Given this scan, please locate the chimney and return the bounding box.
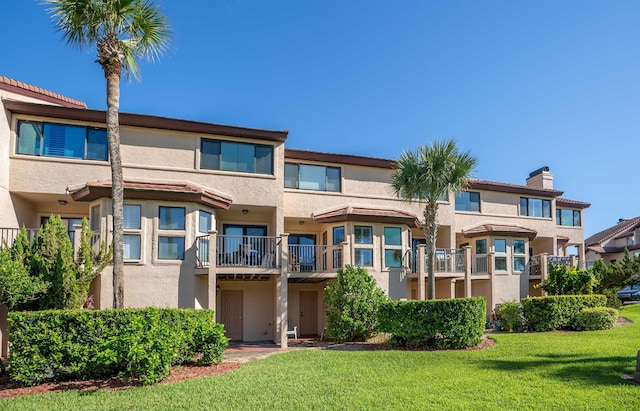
[526,166,553,189]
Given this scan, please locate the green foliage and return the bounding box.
[0,246,47,310]
[8,308,227,386]
[601,288,623,309]
[522,295,607,332]
[323,265,388,342]
[378,297,486,348]
[573,307,618,331]
[497,300,525,332]
[538,263,596,295]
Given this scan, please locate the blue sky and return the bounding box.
[2,1,639,237]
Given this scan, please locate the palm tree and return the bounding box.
[391,140,477,300]
[45,0,170,308]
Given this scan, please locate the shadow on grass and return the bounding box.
[479,354,635,386]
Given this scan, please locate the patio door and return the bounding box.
[299,291,317,336]
[220,290,243,341]
[289,234,316,272]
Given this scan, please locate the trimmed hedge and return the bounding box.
[378,297,486,349]
[573,307,618,331]
[522,295,607,332]
[8,308,228,385]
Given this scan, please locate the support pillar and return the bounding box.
[463,246,472,298]
[341,241,351,269]
[417,244,426,300]
[207,230,217,312]
[278,234,289,348]
[540,253,549,296]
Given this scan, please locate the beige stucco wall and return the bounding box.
[287,283,327,335]
[216,279,275,342]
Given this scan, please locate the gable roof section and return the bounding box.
[69,180,233,209]
[0,76,86,109]
[585,217,640,247]
[462,223,537,240]
[4,100,288,142]
[313,205,420,227]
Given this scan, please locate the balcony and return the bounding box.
[0,228,39,247]
[195,235,281,269]
[288,244,342,273]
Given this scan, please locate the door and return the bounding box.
[220,290,243,341]
[289,234,317,272]
[299,291,318,336]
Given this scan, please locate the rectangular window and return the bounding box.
[122,204,142,261]
[520,197,551,218]
[159,207,185,230]
[123,234,141,260]
[384,227,402,246]
[384,227,402,269]
[494,238,507,272]
[513,239,525,254]
[333,226,345,245]
[495,257,507,271]
[494,239,506,253]
[354,249,373,267]
[16,120,107,161]
[123,205,141,229]
[158,236,185,260]
[475,239,486,254]
[354,226,373,244]
[455,191,480,212]
[284,163,341,192]
[556,208,581,226]
[198,210,211,234]
[513,239,526,273]
[90,205,100,230]
[200,139,273,174]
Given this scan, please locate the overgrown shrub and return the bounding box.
[378,297,486,349]
[323,265,388,342]
[573,307,618,331]
[497,300,525,332]
[538,264,596,295]
[8,308,227,385]
[522,295,606,332]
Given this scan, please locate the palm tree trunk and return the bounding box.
[423,203,438,300]
[105,71,125,309]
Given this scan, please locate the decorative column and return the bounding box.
[417,244,426,300]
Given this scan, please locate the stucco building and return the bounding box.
[585,217,640,263]
[0,76,590,351]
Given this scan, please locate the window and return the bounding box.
[200,139,273,174]
[354,225,373,267]
[520,197,551,218]
[16,120,108,161]
[284,163,341,192]
[513,239,526,273]
[158,206,185,260]
[455,191,480,212]
[198,210,211,234]
[494,238,507,271]
[354,249,373,267]
[123,205,142,260]
[475,239,486,254]
[354,226,372,244]
[384,227,402,268]
[556,209,581,226]
[333,226,345,245]
[90,205,100,230]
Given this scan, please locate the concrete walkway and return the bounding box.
[224,338,333,363]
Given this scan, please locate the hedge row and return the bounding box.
[378,297,486,349]
[572,307,618,331]
[521,295,607,332]
[8,308,228,385]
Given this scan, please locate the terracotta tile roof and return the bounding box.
[585,217,640,247]
[313,205,420,227]
[556,235,570,243]
[467,180,563,197]
[587,243,640,255]
[556,198,591,209]
[285,149,395,169]
[0,75,86,109]
[3,100,288,142]
[462,223,537,240]
[69,180,233,209]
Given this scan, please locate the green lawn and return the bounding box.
[3,304,640,410]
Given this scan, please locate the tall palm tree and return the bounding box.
[391,140,477,300]
[45,0,170,308]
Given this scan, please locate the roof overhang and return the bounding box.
[69,180,233,209]
[313,205,420,228]
[467,180,563,197]
[4,100,288,142]
[462,223,537,240]
[285,149,396,169]
[556,198,591,209]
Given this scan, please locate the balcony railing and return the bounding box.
[472,254,488,275]
[548,256,572,266]
[0,228,39,248]
[430,248,465,273]
[578,260,596,270]
[216,235,280,268]
[195,235,210,268]
[528,255,541,276]
[289,244,342,273]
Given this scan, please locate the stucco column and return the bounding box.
[417,244,426,300]
[488,252,495,314]
[72,223,82,258]
[341,241,351,269]
[463,246,472,298]
[540,253,549,296]
[450,279,456,298]
[570,255,577,268]
[207,230,217,312]
[278,233,289,348]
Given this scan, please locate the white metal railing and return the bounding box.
[196,235,210,268]
[548,256,572,266]
[431,248,465,273]
[216,235,280,268]
[0,227,39,248]
[472,254,488,275]
[289,244,342,273]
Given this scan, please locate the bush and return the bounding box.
[573,307,618,331]
[522,295,606,332]
[323,265,388,343]
[378,297,486,349]
[497,300,525,332]
[602,288,623,309]
[8,308,227,386]
[538,264,596,295]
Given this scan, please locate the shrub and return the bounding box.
[538,263,596,295]
[378,297,486,349]
[497,300,525,332]
[522,295,606,332]
[323,265,388,342]
[8,308,227,385]
[602,288,623,309]
[573,307,618,331]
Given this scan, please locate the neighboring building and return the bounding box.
[585,217,640,263]
[0,76,590,351]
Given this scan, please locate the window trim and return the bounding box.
[383,226,403,269]
[512,239,526,274]
[157,206,186,261]
[455,191,481,212]
[284,162,342,192]
[122,204,143,262]
[199,138,274,175]
[519,197,551,218]
[354,225,373,267]
[16,120,108,161]
[556,208,581,227]
[494,238,508,273]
